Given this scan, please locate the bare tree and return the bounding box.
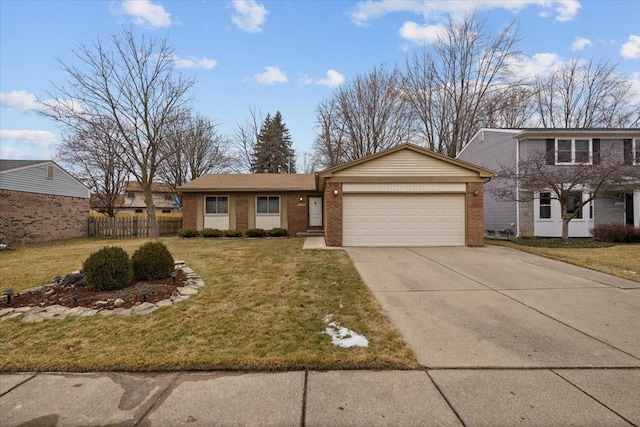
[403,13,522,157]
[313,64,413,166]
[57,118,129,217]
[534,58,640,128]
[43,27,194,239]
[160,113,231,200]
[481,84,537,129]
[230,107,262,173]
[491,142,637,239]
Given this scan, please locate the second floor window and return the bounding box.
[556,139,591,164]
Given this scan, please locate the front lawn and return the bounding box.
[487,239,640,283]
[0,237,417,372]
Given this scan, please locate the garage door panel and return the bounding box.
[343,194,465,247]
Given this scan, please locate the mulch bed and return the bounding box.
[5,269,188,310]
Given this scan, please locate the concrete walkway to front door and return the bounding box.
[347,245,640,425]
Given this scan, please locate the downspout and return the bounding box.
[515,138,520,237]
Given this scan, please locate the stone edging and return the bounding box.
[0,261,204,323]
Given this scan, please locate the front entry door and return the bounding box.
[626,193,634,226]
[309,197,322,227]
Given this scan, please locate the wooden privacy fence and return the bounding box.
[88,216,183,238]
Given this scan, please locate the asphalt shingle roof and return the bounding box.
[179,174,317,192]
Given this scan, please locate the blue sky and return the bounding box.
[1,0,639,166]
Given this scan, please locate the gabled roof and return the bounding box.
[179,173,317,192]
[0,159,49,173]
[125,181,174,193]
[317,143,494,189]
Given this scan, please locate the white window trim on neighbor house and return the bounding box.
[634,139,640,165]
[204,195,229,230]
[534,190,594,237]
[556,138,592,165]
[256,195,281,229]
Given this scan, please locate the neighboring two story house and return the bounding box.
[119,181,180,215]
[457,128,640,238]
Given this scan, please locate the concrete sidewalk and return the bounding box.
[2,369,638,426]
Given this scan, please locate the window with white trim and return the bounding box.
[567,193,583,219]
[205,196,228,214]
[635,139,640,165]
[539,192,551,219]
[256,196,279,214]
[556,139,591,164]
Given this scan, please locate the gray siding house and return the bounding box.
[0,160,91,245]
[457,129,640,238]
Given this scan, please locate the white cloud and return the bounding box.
[172,55,217,69]
[0,129,58,149]
[315,70,345,87]
[232,0,268,33]
[0,90,40,111]
[398,21,445,45]
[507,53,563,79]
[254,66,288,85]
[349,1,581,26]
[628,73,640,104]
[621,35,640,59]
[571,37,592,51]
[118,0,172,28]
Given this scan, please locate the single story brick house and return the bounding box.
[180,144,494,247]
[0,160,90,245]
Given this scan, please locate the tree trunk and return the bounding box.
[561,216,570,240]
[143,189,159,240]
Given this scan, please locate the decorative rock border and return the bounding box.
[0,261,205,323]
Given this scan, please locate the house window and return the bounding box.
[127,192,135,199]
[257,196,280,214]
[205,196,228,214]
[567,193,583,219]
[46,165,54,180]
[539,192,551,219]
[556,139,592,165]
[162,209,171,214]
[135,209,143,214]
[635,139,640,165]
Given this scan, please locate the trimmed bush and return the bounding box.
[83,246,133,291]
[246,228,267,238]
[268,227,289,237]
[178,228,199,238]
[225,229,243,238]
[202,228,223,238]
[591,223,640,243]
[131,242,175,280]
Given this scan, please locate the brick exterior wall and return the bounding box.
[181,193,197,229]
[465,183,485,247]
[324,182,343,246]
[235,194,248,231]
[287,195,308,235]
[0,189,89,245]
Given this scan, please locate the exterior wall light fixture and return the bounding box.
[333,190,339,196]
[473,190,479,197]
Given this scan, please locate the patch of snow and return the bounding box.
[323,314,369,348]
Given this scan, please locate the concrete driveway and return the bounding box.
[347,245,640,425]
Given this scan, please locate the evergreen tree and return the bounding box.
[251,111,296,173]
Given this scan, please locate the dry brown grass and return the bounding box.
[0,237,418,372]
[487,240,640,283]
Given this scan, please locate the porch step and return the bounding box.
[296,230,324,237]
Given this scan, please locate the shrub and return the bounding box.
[268,227,289,237]
[246,228,267,238]
[225,229,243,238]
[202,228,223,238]
[131,242,175,280]
[83,246,133,291]
[592,223,640,243]
[178,228,199,238]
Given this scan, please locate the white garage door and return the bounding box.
[343,194,465,247]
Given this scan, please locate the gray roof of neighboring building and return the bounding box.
[0,159,49,172]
